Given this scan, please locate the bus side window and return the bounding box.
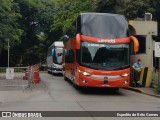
[65,49,74,63]
[69,50,74,63]
[64,49,69,63]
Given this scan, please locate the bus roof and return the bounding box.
[49,41,64,49]
[77,13,129,38]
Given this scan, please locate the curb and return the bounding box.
[123,87,160,98]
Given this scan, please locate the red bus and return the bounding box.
[63,13,139,90]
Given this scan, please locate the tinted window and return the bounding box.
[53,48,63,65]
[79,13,129,38]
[80,41,130,70]
[65,49,74,63]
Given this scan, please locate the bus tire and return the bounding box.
[112,88,119,92]
[64,76,68,81]
[74,84,81,90]
[73,82,81,90]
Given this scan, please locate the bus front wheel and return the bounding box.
[112,88,119,92]
[72,82,81,90]
[64,76,68,81]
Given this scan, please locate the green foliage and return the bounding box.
[16,0,55,34]
[11,0,56,65]
[154,84,160,94]
[94,0,116,13]
[51,0,158,34]
[1,0,160,66]
[115,0,153,19]
[0,0,23,50]
[93,0,156,19]
[150,72,160,94]
[51,0,95,35]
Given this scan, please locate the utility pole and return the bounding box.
[159,58,160,84]
[7,38,10,68]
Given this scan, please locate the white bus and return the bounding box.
[47,41,64,74]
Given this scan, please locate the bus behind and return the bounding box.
[47,41,64,74]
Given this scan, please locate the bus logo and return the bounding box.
[98,39,115,43]
[104,77,108,80]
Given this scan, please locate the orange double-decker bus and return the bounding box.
[63,13,139,90]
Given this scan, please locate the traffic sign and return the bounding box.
[155,42,160,57]
[6,68,14,79]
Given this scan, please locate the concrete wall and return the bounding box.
[129,21,157,35]
[129,20,158,69]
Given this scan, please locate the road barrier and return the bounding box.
[131,67,151,87]
[32,64,41,84]
[0,64,41,91]
[139,67,152,87]
[23,66,31,80]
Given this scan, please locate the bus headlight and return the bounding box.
[79,70,91,76]
[83,72,91,76]
[123,80,129,84]
[121,73,130,77]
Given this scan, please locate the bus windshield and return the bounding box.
[53,48,63,65]
[80,41,129,70]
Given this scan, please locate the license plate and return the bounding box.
[104,77,108,80]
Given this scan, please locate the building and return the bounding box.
[129,14,158,70]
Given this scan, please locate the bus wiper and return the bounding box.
[83,63,100,70]
[90,63,101,70]
[82,63,91,68]
[114,65,130,70]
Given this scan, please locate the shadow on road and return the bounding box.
[47,72,63,77]
[79,87,124,96]
[65,79,125,96]
[44,73,126,96]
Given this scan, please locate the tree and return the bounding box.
[94,0,116,13]
[12,0,56,65]
[51,0,95,35]
[93,0,154,19]
[1,0,160,66]
[0,0,23,50]
[0,0,23,66]
[115,0,152,19]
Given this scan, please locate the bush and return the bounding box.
[154,84,160,94]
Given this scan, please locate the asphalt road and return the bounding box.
[0,72,160,120]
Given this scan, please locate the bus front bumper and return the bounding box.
[52,68,63,74]
[78,74,130,88]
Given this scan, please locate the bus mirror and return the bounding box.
[130,36,139,53]
[61,35,69,42]
[76,33,81,49]
[52,49,54,56]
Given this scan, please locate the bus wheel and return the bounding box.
[112,88,119,92]
[73,82,81,90]
[64,76,68,81]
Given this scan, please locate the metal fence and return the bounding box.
[0,67,30,90]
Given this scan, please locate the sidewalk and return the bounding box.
[125,87,160,98]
